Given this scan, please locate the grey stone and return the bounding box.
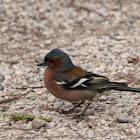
[32,119,46,129]
[116,114,130,123]
[98,95,108,101]
[19,106,25,109]
[30,96,36,100]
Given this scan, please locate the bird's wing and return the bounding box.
[55,72,110,91]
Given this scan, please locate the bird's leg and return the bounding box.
[74,102,91,118]
[69,101,85,112]
[80,102,91,116]
[62,101,85,114]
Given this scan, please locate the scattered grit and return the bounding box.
[0,0,140,139]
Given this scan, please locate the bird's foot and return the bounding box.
[61,108,75,114]
[73,113,85,119]
[60,101,85,114]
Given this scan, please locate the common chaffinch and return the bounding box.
[37,48,140,116]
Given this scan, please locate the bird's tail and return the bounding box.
[112,86,140,93]
[108,82,140,93]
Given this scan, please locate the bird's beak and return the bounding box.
[37,60,48,66]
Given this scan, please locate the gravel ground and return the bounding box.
[0,0,140,139]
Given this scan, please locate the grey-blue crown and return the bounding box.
[45,48,74,72]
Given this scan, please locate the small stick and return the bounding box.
[0,127,32,131]
[15,86,45,90]
[0,96,19,104]
[0,60,19,64]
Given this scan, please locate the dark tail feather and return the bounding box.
[108,82,140,93]
[112,86,140,93]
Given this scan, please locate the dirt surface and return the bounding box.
[0,0,140,139]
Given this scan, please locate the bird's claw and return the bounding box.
[61,109,74,114]
[73,113,85,119]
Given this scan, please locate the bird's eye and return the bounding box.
[49,60,54,63]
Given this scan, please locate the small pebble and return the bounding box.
[101,120,106,125]
[0,84,6,89]
[0,76,4,82]
[98,95,108,101]
[30,96,36,100]
[116,114,130,123]
[32,110,41,118]
[0,92,6,97]
[4,96,8,100]
[87,130,95,138]
[136,123,140,127]
[87,115,97,120]
[32,119,46,129]
[130,128,136,134]
[4,75,11,80]
[137,128,140,135]
[0,134,7,138]
[15,71,23,77]
[48,96,56,102]
[19,106,25,109]
[6,92,13,96]
[45,39,52,45]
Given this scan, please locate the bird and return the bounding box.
[37,48,140,116]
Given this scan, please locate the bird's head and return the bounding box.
[37,48,74,72]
